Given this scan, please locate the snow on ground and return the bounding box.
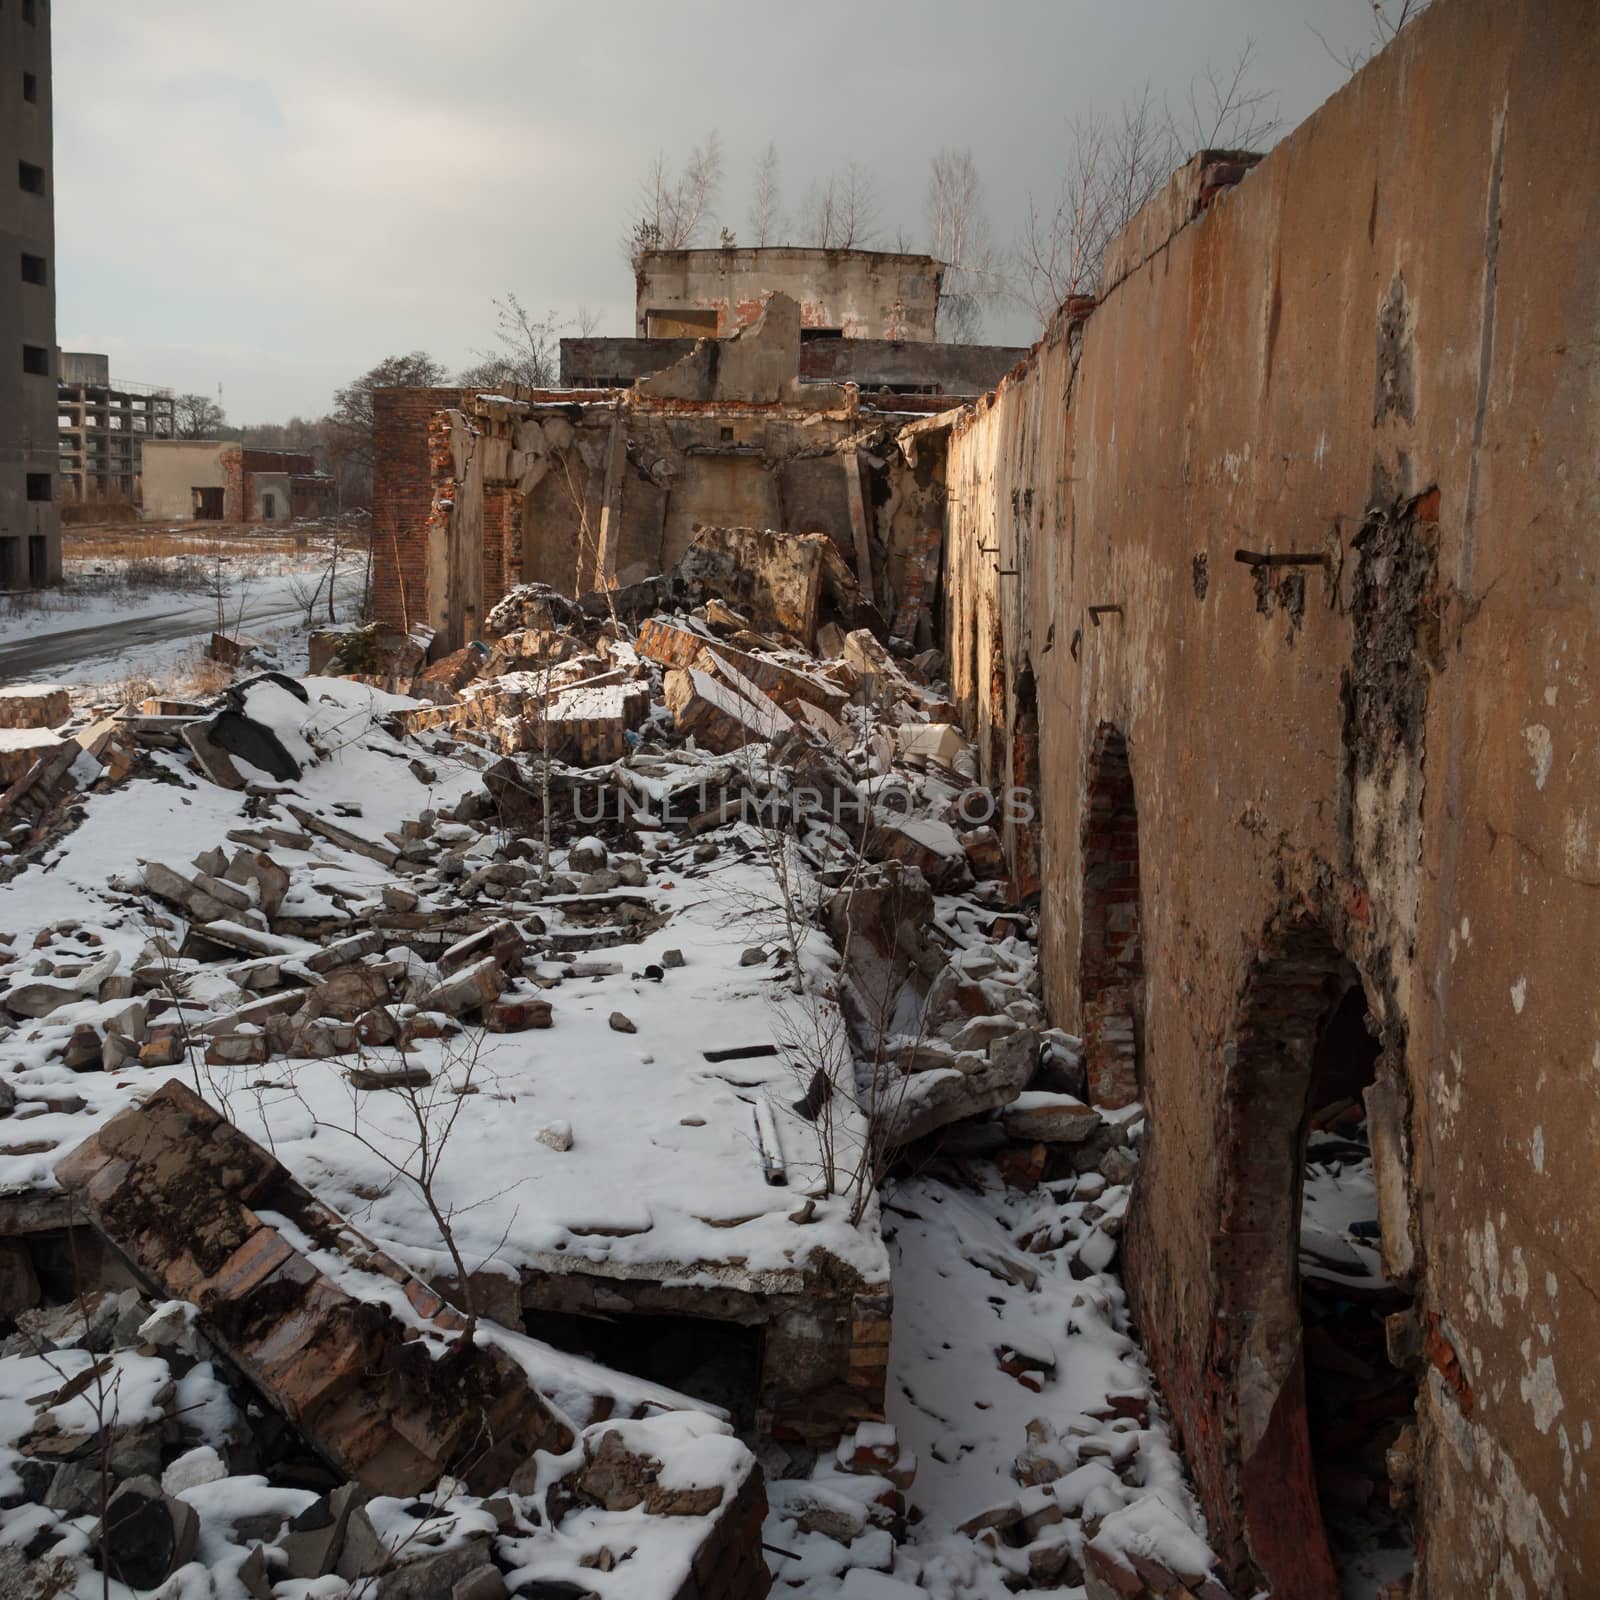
[0,675,887,1296]
[0,526,364,693]
[0,617,1238,1598]
[761,1163,1216,1598]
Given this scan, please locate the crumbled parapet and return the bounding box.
[53,1079,574,1495]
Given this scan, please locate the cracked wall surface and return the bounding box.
[939,0,1600,1593]
[372,300,951,653]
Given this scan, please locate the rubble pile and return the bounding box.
[0,566,1229,1597]
[0,1262,766,1599]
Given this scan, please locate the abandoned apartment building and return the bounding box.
[0,0,60,587]
[139,438,338,524]
[348,2,1600,1596]
[55,350,176,508]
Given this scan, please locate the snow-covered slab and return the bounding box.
[224,847,888,1294]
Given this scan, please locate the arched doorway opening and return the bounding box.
[1300,981,1416,1596]
[1009,664,1042,902]
[1219,915,1415,1599]
[1079,723,1142,1107]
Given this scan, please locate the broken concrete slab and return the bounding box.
[285,804,402,869]
[638,617,848,718]
[201,708,304,784]
[182,720,246,789]
[895,722,970,771]
[674,526,826,643]
[53,1079,573,1495]
[865,812,972,892]
[222,849,292,920]
[664,666,793,754]
[889,1029,1038,1148]
[1002,1094,1102,1145]
[140,861,253,926]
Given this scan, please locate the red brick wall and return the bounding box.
[372,388,465,634]
[482,486,519,618]
[221,444,246,522]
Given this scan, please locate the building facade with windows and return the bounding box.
[0,0,59,587]
[57,351,176,506]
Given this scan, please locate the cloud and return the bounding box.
[51,0,1375,420]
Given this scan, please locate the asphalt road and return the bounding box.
[0,590,320,682]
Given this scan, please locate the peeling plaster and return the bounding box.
[1522,723,1553,789]
[1518,1344,1564,1434]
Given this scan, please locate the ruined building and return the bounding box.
[140,438,337,523]
[0,0,59,587]
[374,275,1005,653]
[564,245,1022,396]
[369,3,1597,1593]
[56,350,175,505]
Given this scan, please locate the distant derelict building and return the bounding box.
[56,352,176,506]
[140,439,336,525]
[562,246,1024,397]
[0,0,59,587]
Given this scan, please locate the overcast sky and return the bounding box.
[52,1,1382,423]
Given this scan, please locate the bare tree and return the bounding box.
[748,141,785,246]
[290,1032,516,1352]
[460,294,564,392]
[624,131,724,265]
[1016,111,1121,323]
[327,352,450,474]
[926,147,1007,343]
[1181,40,1280,151]
[1015,47,1279,329]
[1313,0,1432,74]
[800,163,882,250]
[173,392,226,439]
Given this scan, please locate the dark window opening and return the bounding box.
[21,252,46,285]
[25,472,51,502]
[18,161,45,195]
[193,486,225,520]
[23,72,39,104]
[1299,982,1414,1593]
[719,426,734,442]
[262,492,277,519]
[527,1308,765,1436]
[22,344,49,376]
[1079,723,1143,1103]
[28,536,48,585]
[23,0,39,24]
[800,326,845,341]
[1009,665,1042,901]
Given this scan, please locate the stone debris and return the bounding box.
[0,549,1214,1600]
[54,1080,575,1494]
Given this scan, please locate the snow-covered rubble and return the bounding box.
[0,580,1237,1598]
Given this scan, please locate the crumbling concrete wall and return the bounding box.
[635,247,943,342]
[562,333,1028,396]
[941,1,1600,1594]
[372,386,466,633]
[375,361,954,653]
[140,440,239,523]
